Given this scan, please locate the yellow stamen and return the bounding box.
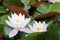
[16,19,20,22]
[35,27,42,31]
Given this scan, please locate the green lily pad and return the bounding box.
[0,6,7,13]
[3,0,24,7]
[0,24,5,34]
[37,3,52,14]
[46,23,60,40]
[29,0,37,5]
[51,2,60,13]
[23,32,45,40]
[1,14,10,25]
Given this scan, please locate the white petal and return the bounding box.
[22,18,31,27]
[22,15,25,20]
[9,29,18,37]
[33,21,39,26]
[6,20,17,28]
[39,21,41,24]
[42,21,48,29]
[19,13,25,21]
[19,13,23,18]
[11,14,14,18]
[44,24,48,29]
[14,13,18,16]
[8,16,11,21]
[11,13,17,18]
[35,21,38,24]
[21,28,32,33]
[19,28,25,31]
[42,21,45,24]
[6,20,12,27]
[28,24,32,29]
[42,21,46,27]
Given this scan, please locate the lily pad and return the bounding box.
[37,3,52,14]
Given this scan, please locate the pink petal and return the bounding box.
[9,29,18,37]
[22,28,32,33]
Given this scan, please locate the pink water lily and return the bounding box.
[23,21,48,33]
[6,13,31,37]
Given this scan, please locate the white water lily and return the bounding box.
[6,13,31,37]
[49,0,60,3]
[23,21,48,33]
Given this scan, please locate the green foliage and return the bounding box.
[0,0,60,40]
[23,32,45,40]
[0,6,7,13]
[0,24,5,34]
[0,14,10,25]
[33,10,41,17]
[57,15,60,23]
[37,3,52,14]
[51,2,60,13]
[46,23,60,40]
[4,26,12,35]
[21,0,30,5]
[37,2,60,14]
[29,0,37,5]
[0,14,11,35]
[3,0,24,7]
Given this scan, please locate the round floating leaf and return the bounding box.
[51,2,60,13]
[37,3,52,14]
[46,23,60,40]
[1,14,10,25]
[33,11,41,18]
[3,0,24,7]
[23,32,45,40]
[29,0,37,5]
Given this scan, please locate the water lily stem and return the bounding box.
[53,16,57,24]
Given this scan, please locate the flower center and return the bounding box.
[35,27,42,31]
[16,19,20,22]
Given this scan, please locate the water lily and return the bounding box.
[6,13,31,37]
[23,21,48,33]
[49,0,60,3]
